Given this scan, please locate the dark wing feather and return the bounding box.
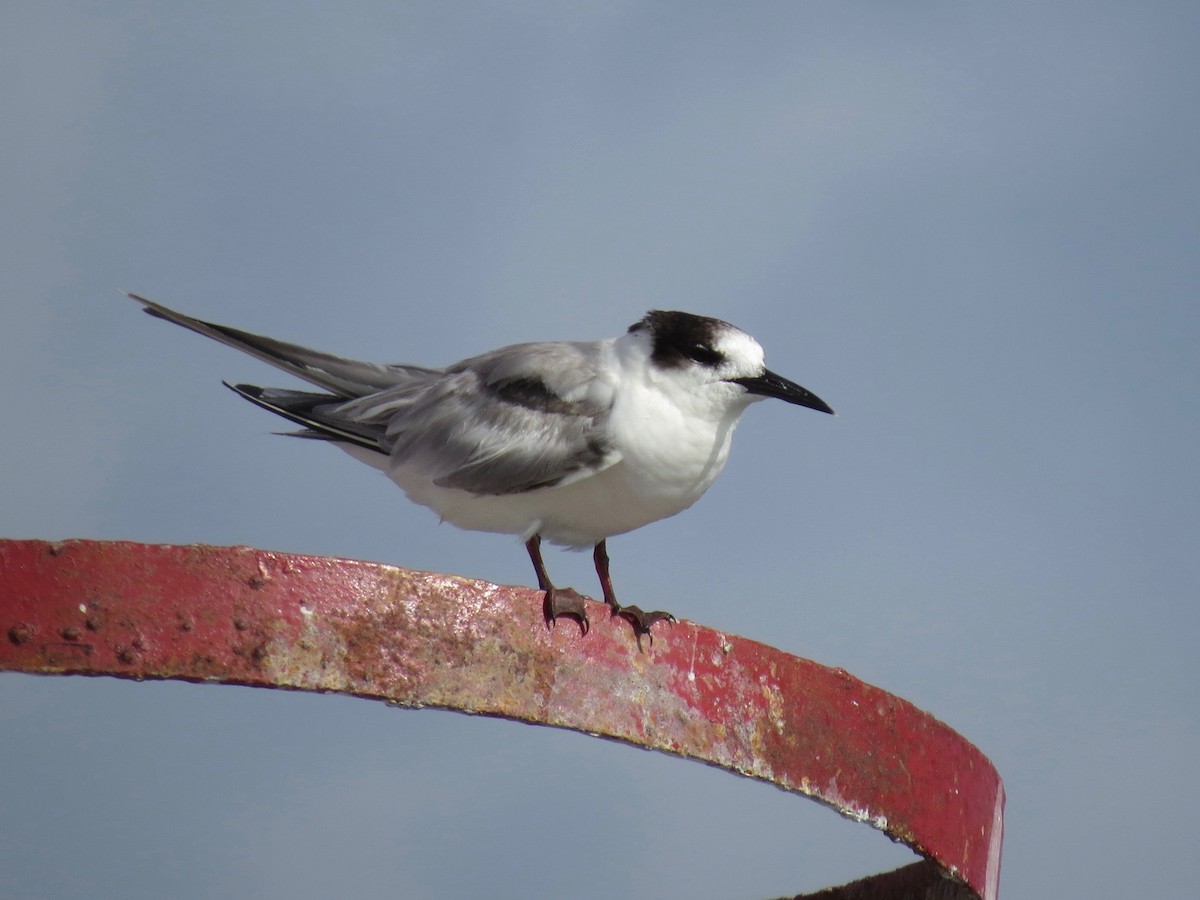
[224,383,387,454]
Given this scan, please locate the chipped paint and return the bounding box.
[1,539,1003,900]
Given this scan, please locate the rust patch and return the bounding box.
[0,538,1003,900]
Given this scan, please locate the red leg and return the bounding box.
[525,535,589,634]
[593,540,619,610]
[590,539,675,649]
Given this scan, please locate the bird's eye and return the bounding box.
[685,344,722,366]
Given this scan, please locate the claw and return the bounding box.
[543,586,590,635]
[528,535,590,636]
[527,535,672,647]
[613,604,676,650]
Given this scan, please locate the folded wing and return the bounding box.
[133,293,621,497]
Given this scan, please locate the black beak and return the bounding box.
[731,369,835,415]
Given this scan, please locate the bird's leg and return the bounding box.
[592,540,675,648]
[526,535,590,635]
[592,541,622,610]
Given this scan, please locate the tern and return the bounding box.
[130,293,833,642]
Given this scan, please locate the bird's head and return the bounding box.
[624,310,834,416]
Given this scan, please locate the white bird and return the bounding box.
[130,293,833,641]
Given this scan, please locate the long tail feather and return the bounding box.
[128,292,432,397]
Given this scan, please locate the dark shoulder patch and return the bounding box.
[637,310,731,369]
[489,376,585,416]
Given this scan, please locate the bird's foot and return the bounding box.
[611,604,676,649]
[543,586,591,635]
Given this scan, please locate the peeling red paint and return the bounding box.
[0,539,1003,899]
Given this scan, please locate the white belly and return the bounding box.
[341,367,752,548]
[380,456,708,548]
[365,413,741,549]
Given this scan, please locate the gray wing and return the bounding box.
[336,341,621,495]
[132,292,620,495]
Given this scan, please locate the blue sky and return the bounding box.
[2,3,1198,897]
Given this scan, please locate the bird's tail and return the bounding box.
[127,292,435,398]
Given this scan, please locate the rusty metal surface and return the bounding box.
[0,539,1004,898]
[788,859,979,900]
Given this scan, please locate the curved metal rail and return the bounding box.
[1,539,1003,898]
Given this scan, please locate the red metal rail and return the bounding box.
[1,539,1003,898]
